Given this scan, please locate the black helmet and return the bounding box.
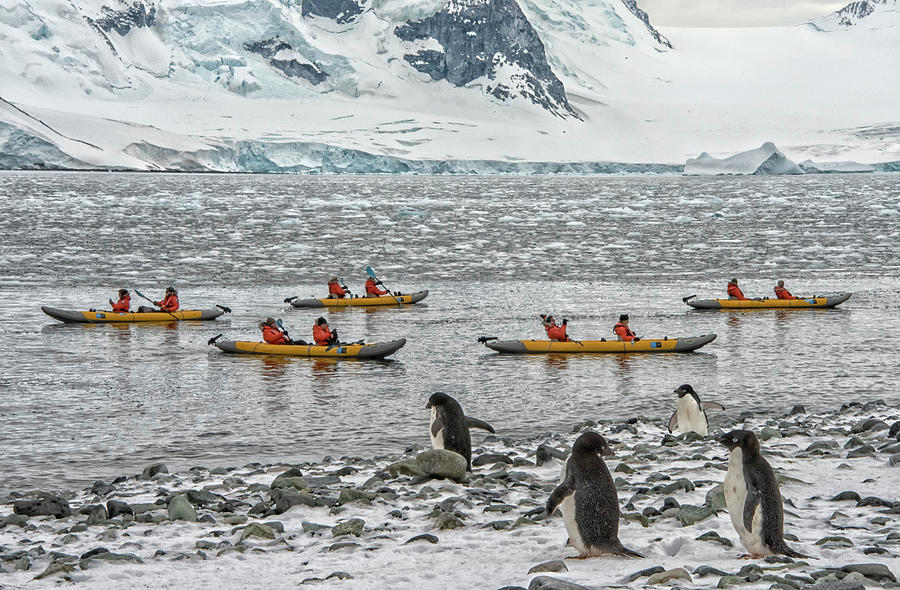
[619,314,629,322]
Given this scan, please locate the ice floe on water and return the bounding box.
[1,401,897,589]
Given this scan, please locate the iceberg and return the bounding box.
[799,159,874,173]
[683,142,804,176]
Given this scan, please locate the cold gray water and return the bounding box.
[1,171,898,494]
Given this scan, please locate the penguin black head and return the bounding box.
[716,429,760,454]
[426,392,455,410]
[572,431,614,457]
[674,384,696,397]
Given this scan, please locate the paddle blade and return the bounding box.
[283,297,296,303]
[682,295,697,303]
[477,336,498,344]
[275,319,283,328]
[216,304,231,313]
[207,334,223,346]
[134,288,152,302]
[365,266,377,279]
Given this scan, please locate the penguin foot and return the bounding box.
[566,554,591,560]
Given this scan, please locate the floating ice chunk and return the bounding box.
[798,159,874,174]
[683,142,804,176]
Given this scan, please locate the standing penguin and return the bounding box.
[426,392,495,470]
[668,384,725,436]
[546,432,643,559]
[717,430,807,558]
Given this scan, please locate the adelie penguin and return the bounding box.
[426,392,495,470]
[546,431,643,559]
[717,429,808,559]
[668,384,725,436]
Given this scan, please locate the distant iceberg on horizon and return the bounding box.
[683,142,804,176]
[799,159,875,174]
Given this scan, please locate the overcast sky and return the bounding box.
[640,0,848,27]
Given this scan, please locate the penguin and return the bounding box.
[545,431,643,559]
[668,384,725,436]
[716,430,807,559]
[425,392,495,470]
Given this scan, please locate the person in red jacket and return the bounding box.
[155,287,180,311]
[365,276,389,297]
[773,280,797,300]
[613,314,640,342]
[110,289,130,313]
[541,314,571,342]
[260,317,294,345]
[328,277,348,299]
[313,317,338,346]
[727,278,748,300]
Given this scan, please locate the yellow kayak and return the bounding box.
[213,338,406,359]
[42,306,227,323]
[483,334,716,354]
[288,290,428,308]
[685,293,851,309]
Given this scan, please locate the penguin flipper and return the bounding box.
[667,411,679,433]
[466,416,496,433]
[702,402,725,411]
[430,416,444,438]
[743,487,761,533]
[545,479,574,517]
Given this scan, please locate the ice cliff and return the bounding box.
[683,143,804,176]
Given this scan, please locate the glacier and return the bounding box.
[0,0,898,172]
[683,142,803,176]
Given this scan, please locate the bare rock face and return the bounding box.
[394,0,578,119]
[302,0,365,24]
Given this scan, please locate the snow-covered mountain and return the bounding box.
[0,0,897,172]
[809,0,900,30]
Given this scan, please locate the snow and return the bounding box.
[799,159,875,173]
[684,142,804,176]
[0,0,898,171]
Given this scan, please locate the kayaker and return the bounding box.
[109,289,130,313]
[540,314,570,342]
[773,280,797,300]
[313,317,339,346]
[727,278,748,300]
[613,314,640,342]
[365,276,390,297]
[260,317,293,345]
[155,287,180,312]
[328,277,348,299]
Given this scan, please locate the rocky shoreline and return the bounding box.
[1,401,898,589]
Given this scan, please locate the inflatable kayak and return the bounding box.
[288,290,428,308]
[482,334,716,354]
[42,306,227,323]
[684,293,851,310]
[213,338,406,359]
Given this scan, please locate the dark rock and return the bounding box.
[695,531,734,548]
[840,563,896,582]
[806,441,839,453]
[394,0,578,119]
[106,500,133,518]
[805,582,866,590]
[693,565,731,577]
[647,568,691,585]
[90,481,115,496]
[404,534,438,544]
[528,576,592,590]
[142,463,168,477]
[527,560,568,574]
[271,488,317,513]
[844,436,865,449]
[301,0,363,24]
[473,453,513,466]
[787,404,806,415]
[889,421,900,438]
[857,496,895,508]
[186,489,225,506]
[94,2,155,36]
[624,566,664,582]
[846,445,875,458]
[13,495,71,519]
[79,547,109,560]
[244,39,327,86]
[331,518,364,537]
[676,505,715,526]
[661,497,680,511]
[535,446,565,466]
[829,491,861,502]
[86,504,107,525]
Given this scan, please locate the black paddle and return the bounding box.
[682,295,697,303]
[284,296,298,304]
[366,266,402,304]
[134,288,180,321]
[216,304,232,313]
[477,336,498,344]
[207,333,224,346]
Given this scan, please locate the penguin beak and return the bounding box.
[601,447,614,457]
[425,401,432,409]
[714,433,729,445]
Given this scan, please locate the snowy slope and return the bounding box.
[0,0,898,171]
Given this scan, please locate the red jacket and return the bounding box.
[774,285,796,300]
[111,294,130,313]
[614,321,637,342]
[328,282,347,298]
[365,278,389,296]
[262,325,290,345]
[313,324,333,346]
[156,293,179,312]
[727,283,747,300]
[544,323,569,342]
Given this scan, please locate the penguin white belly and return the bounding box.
[560,493,586,554]
[724,448,768,555]
[429,407,443,450]
[677,397,708,435]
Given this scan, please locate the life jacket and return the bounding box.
[365,278,388,296]
[313,324,333,346]
[727,283,747,300]
[774,285,796,300]
[158,293,179,312]
[262,325,290,345]
[111,294,130,313]
[328,282,347,298]
[613,321,636,342]
[544,323,568,342]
